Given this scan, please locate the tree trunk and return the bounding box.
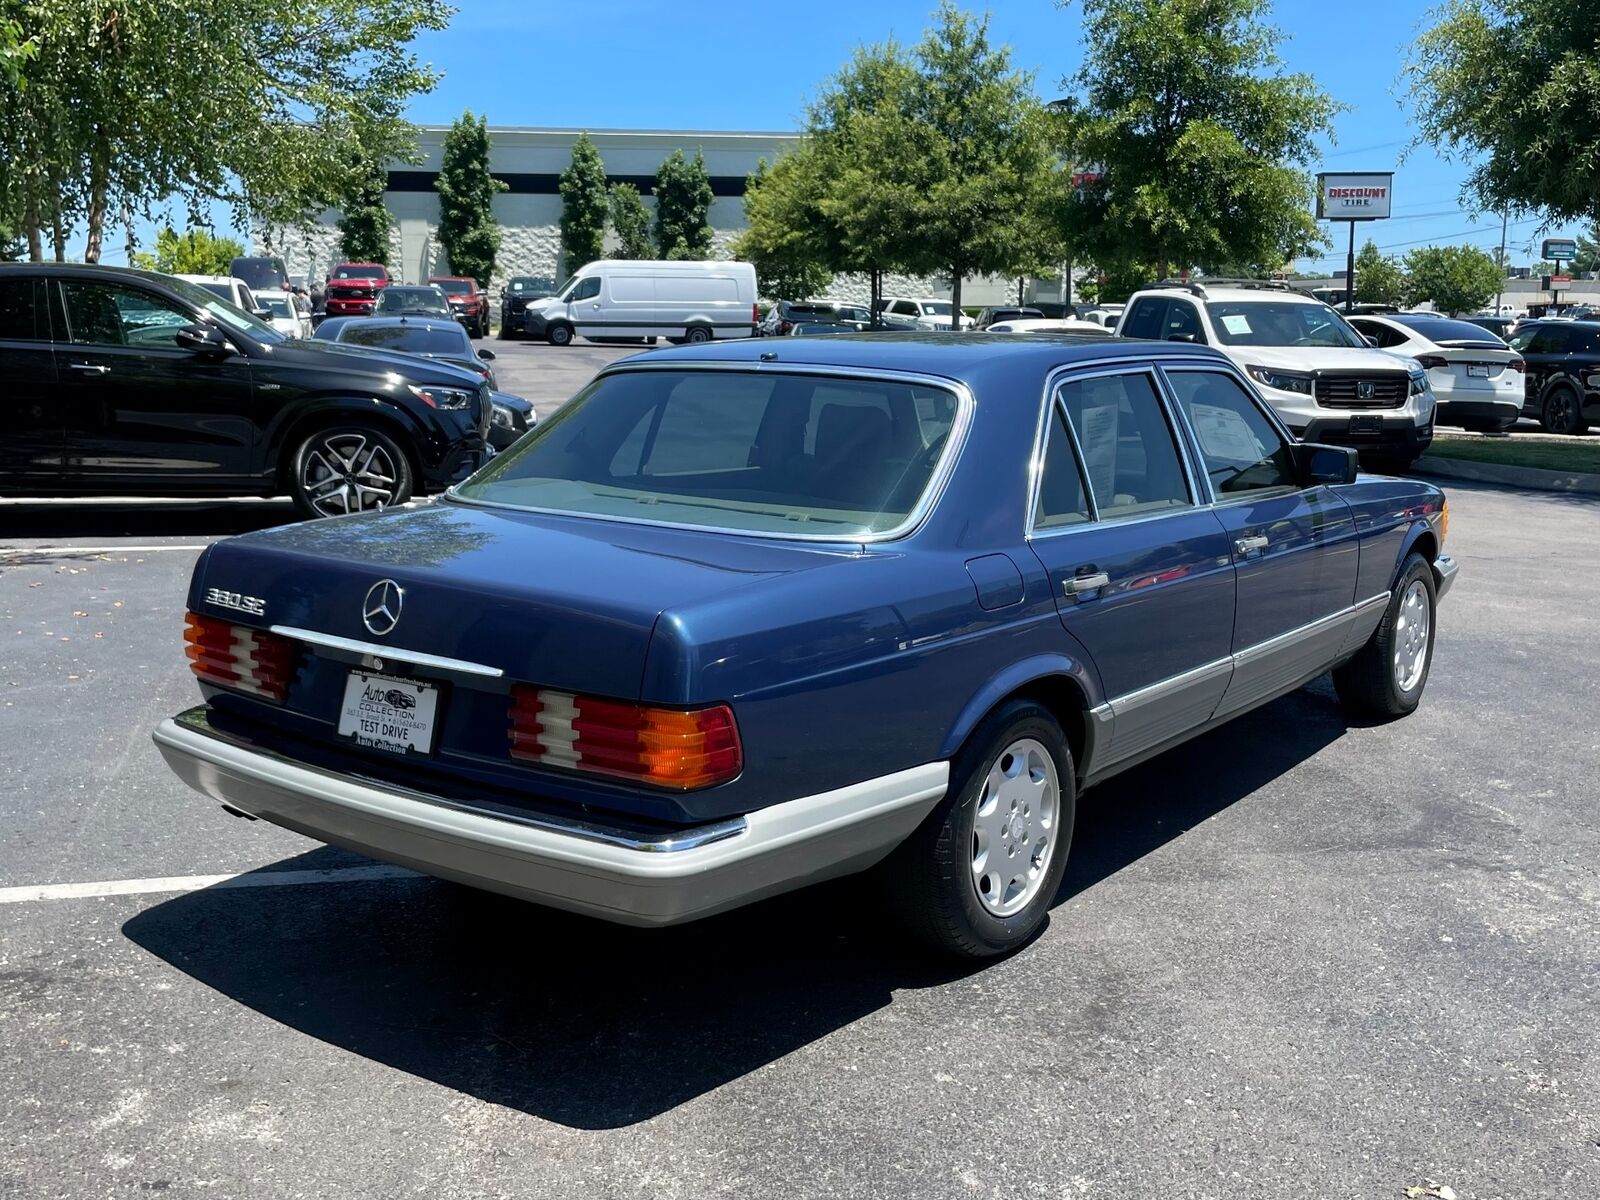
[123,197,137,265]
[1017,276,1024,306]
[23,183,41,262]
[83,130,111,263]
[49,189,67,263]
[950,273,962,331]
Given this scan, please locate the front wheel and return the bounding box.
[547,323,574,347]
[882,700,1075,958]
[1333,552,1436,718]
[288,425,413,519]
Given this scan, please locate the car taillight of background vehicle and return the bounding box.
[508,687,742,789]
[1509,358,1526,372]
[1414,355,1450,370]
[184,612,299,703]
[752,303,759,327]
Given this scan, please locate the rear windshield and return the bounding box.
[454,369,963,538]
[339,325,467,354]
[1394,316,1507,345]
[1206,301,1365,348]
[919,302,954,316]
[378,289,447,309]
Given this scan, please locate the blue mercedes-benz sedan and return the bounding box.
[154,334,1457,957]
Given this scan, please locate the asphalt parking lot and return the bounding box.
[1,347,1597,1196]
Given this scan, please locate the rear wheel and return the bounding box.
[1334,552,1436,718]
[1541,385,1587,435]
[288,425,413,519]
[685,325,712,345]
[883,700,1075,958]
[547,322,574,347]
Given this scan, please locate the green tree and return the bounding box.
[653,148,714,259]
[1402,244,1504,314]
[732,156,834,300]
[1407,0,1600,226]
[131,225,245,274]
[1571,223,1600,274]
[0,0,449,262]
[1353,240,1407,306]
[608,182,654,259]
[1052,0,1337,280]
[557,131,607,275]
[338,157,391,264]
[435,110,506,286]
[896,4,1061,317]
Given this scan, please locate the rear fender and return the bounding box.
[938,652,1104,773]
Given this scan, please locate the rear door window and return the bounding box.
[1056,372,1192,519]
[1033,405,1092,529]
[0,278,40,340]
[59,281,193,348]
[1120,299,1168,340]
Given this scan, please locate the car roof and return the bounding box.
[617,331,1227,386]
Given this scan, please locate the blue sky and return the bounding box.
[110,0,1557,271]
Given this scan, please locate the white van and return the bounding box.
[523,259,758,346]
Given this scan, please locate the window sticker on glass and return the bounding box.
[1189,404,1266,463]
[1220,314,1253,336]
[1075,399,1120,502]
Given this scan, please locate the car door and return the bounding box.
[1027,365,1237,773]
[1160,366,1362,720]
[565,275,605,338]
[1511,324,1570,416]
[0,275,62,485]
[54,277,258,486]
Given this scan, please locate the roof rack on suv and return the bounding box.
[1148,278,1314,299]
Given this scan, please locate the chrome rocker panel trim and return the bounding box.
[152,707,950,927]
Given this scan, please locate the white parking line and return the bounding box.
[0,545,210,555]
[0,863,422,905]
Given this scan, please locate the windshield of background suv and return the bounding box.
[1207,300,1366,348]
[339,324,469,355]
[455,369,963,537]
[163,276,284,343]
[260,295,294,318]
[331,265,386,281]
[433,279,471,294]
[231,257,287,291]
[377,288,449,313]
[919,302,954,316]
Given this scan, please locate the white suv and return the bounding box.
[877,296,976,331]
[1116,281,1436,469]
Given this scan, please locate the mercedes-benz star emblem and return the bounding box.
[362,579,403,636]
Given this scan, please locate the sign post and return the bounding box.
[1316,172,1394,313]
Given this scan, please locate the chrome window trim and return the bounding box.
[269,626,505,678]
[443,360,974,546]
[1026,361,1205,540]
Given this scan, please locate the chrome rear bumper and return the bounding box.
[153,707,948,926]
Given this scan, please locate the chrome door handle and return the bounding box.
[1235,535,1269,556]
[69,362,110,376]
[1063,571,1110,597]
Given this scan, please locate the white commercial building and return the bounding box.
[260,124,1022,306]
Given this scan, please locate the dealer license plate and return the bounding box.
[1348,414,1383,435]
[1467,364,1490,378]
[337,672,439,756]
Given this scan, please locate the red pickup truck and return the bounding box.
[429,276,489,338]
[323,263,391,316]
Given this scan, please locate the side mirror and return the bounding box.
[1294,442,1358,486]
[174,324,235,355]
[477,348,496,361]
[1363,335,1379,347]
[1166,332,1197,343]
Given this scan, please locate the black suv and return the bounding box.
[1506,320,1600,434]
[498,275,553,338]
[0,264,489,516]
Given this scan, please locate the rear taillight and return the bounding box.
[1509,357,1526,372]
[508,687,742,790]
[1414,354,1450,370]
[184,612,299,703]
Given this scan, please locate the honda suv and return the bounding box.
[324,262,391,317]
[1117,280,1435,470]
[0,264,488,516]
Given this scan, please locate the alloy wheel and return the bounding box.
[1393,579,1431,693]
[300,433,400,516]
[970,738,1060,917]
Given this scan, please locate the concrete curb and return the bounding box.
[1413,454,1600,495]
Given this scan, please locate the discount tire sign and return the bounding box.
[1316,172,1394,221]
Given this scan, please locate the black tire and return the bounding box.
[882,700,1075,958]
[478,314,490,339]
[496,322,511,340]
[547,323,574,347]
[1333,552,1436,719]
[685,325,712,345]
[1540,385,1587,435]
[287,424,413,519]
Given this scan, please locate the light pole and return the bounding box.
[1495,211,1508,316]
